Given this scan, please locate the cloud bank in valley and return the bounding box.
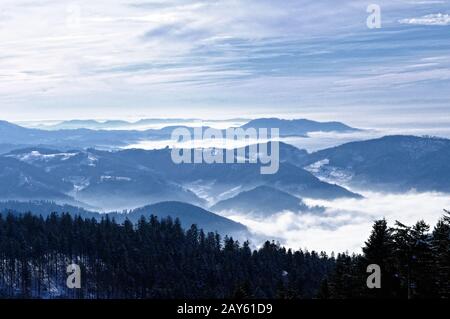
[222,191,450,254]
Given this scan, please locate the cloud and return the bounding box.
[399,13,450,25]
[223,191,450,254]
[1,0,450,122]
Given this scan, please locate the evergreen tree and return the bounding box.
[362,219,398,298]
[0,211,448,299]
[431,210,450,298]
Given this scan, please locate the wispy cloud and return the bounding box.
[399,13,450,25]
[0,0,449,121]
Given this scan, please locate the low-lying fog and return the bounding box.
[220,191,450,254]
[125,126,450,152]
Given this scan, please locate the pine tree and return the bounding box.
[392,220,436,298]
[409,220,435,298]
[362,219,398,298]
[431,210,450,298]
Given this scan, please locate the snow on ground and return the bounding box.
[7,151,78,163]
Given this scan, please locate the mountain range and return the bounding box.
[29,118,248,130]
[0,118,360,151]
[3,134,449,215]
[0,144,360,211]
[1,117,450,237]
[3,147,204,210]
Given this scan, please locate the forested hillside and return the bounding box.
[322,212,450,299]
[0,211,448,299]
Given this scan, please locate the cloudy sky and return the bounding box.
[0,0,449,124]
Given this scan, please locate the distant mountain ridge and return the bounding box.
[0,117,360,150]
[40,118,199,130]
[300,135,450,193]
[241,118,360,137]
[30,118,249,130]
[0,200,248,238]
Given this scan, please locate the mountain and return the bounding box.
[0,120,140,148]
[127,201,248,236]
[51,119,111,130]
[0,156,73,201]
[278,141,309,163]
[0,143,29,155]
[1,144,359,211]
[0,120,180,149]
[0,120,30,134]
[0,121,44,144]
[42,118,198,130]
[171,162,360,202]
[0,120,221,150]
[236,142,309,165]
[260,162,361,199]
[5,147,205,210]
[145,146,359,201]
[35,118,250,130]
[0,200,247,238]
[211,185,322,217]
[76,174,203,211]
[240,118,360,137]
[302,135,450,192]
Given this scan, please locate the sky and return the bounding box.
[0,0,449,125]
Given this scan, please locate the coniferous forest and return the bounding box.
[0,210,448,299]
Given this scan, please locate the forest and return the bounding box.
[0,210,448,299]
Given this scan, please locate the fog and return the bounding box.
[123,129,389,152]
[221,191,450,254]
[124,125,450,152]
[17,118,450,152]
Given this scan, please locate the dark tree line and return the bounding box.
[0,210,448,299]
[0,212,333,299]
[322,211,450,299]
